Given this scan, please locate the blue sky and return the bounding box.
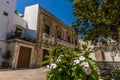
[16,0,75,26]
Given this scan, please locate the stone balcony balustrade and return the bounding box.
[56,38,75,48]
[42,33,55,44]
[38,33,76,48]
[67,42,75,48]
[56,38,65,46]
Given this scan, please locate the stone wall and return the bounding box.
[7,39,36,69]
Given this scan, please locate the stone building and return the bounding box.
[0,2,77,69]
[24,4,77,67]
[94,42,120,62]
[79,40,120,62]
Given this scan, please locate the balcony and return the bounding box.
[56,39,75,48]
[6,32,36,43]
[42,33,55,44]
[68,42,75,48]
[56,38,65,46]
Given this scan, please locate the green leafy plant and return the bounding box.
[70,0,120,43]
[102,70,120,80]
[2,50,11,59]
[15,28,22,37]
[110,70,120,79]
[42,45,99,80]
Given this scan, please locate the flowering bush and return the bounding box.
[42,44,99,80]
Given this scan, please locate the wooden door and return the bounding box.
[17,46,31,68]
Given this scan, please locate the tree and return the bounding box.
[70,0,120,43]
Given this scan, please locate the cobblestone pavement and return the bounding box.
[0,67,46,80]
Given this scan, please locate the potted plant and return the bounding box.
[2,50,11,68]
[15,28,22,37]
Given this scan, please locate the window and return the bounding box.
[67,36,70,42]
[57,31,61,39]
[72,37,74,43]
[44,25,50,34]
[75,40,78,45]
[3,11,8,16]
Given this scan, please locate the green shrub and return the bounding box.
[42,45,99,80]
[109,70,120,80]
[2,51,11,59]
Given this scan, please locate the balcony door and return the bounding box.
[44,25,50,35]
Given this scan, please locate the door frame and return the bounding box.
[12,42,35,69]
[17,46,32,68]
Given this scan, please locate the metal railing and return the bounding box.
[97,61,120,76]
[6,32,36,43]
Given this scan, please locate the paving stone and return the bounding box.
[0,67,46,80]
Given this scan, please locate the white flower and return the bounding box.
[93,58,96,60]
[81,62,89,67]
[50,59,54,62]
[59,55,64,57]
[81,62,91,75]
[83,67,91,75]
[47,64,57,69]
[56,58,61,62]
[74,60,80,65]
[56,55,63,62]
[79,56,85,61]
[50,63,57,69]
[47,65,50,69]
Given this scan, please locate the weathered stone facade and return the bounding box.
[36,7,77,66]
[0,3,77,69]
[7,39,36,69]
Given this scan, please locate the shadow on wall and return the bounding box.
[25,28,37,38]
[0,51,3,68]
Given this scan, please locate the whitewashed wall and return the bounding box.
[24,4,39,38]
[0,0,16,47]
[0,0,16,67]
[12,14,27,32]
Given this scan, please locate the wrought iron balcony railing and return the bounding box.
[97,61,120,76]
[6,32,36,43]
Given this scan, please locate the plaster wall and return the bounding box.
[24,4,39,38]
